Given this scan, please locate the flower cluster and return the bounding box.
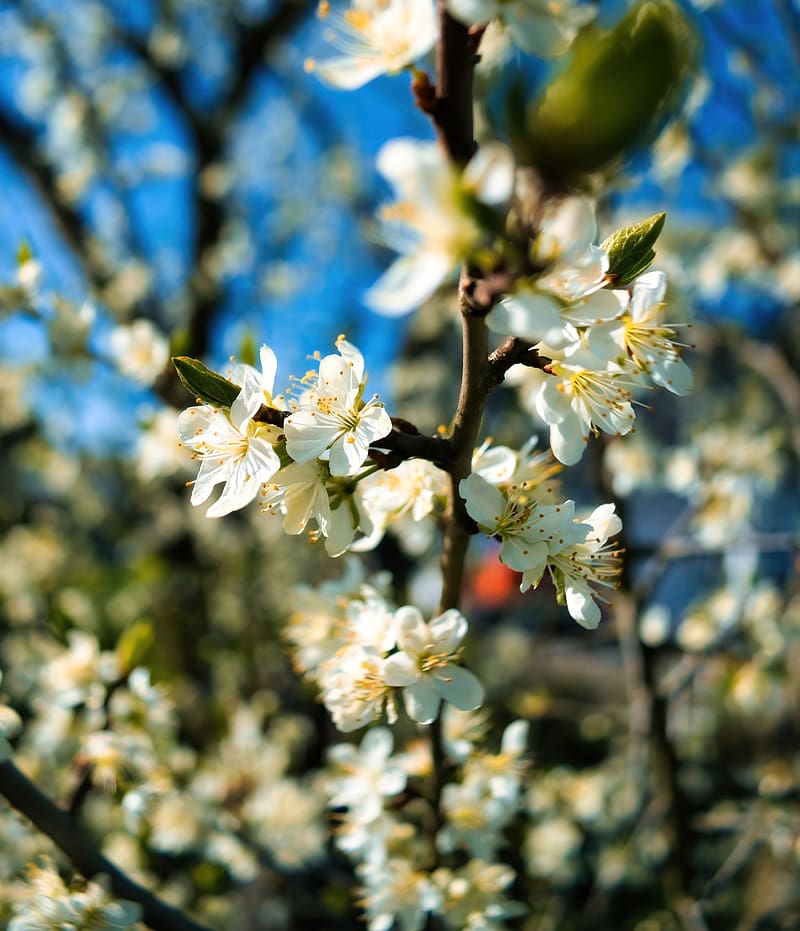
[8,861,142,931]
[321,712,530,930]
[180,337,396,553]
[285,577,484,731]
[460,440,623,627]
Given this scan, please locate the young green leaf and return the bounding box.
[601,212,666,285]
[173,356,240,407]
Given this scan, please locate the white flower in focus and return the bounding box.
[284,338,391,477]
[306,0,437,89]
[261,460,365,556]
[179,405,281,518]
[383,606,484,724]
[326,727,407,824]
[366,139,515,315]
[530,348,636,465]
[447,0,594,57]
[590,271,692,395]
[320,644,395,732]
[108,318,169,385]
[546,503,623,629]
[179,345,283,517]
[460,472,584,585]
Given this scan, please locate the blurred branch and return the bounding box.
[0,108,113,297]
[17,2,165,320]
[431,2,478,164]
[736,336,800,463]
[115,1,314,370]
[0,760,213,931]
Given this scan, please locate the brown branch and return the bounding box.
[438,276,491,613]
[431,2,478,164]
[0,760,213,931]
[487,336,547,387]
[371,423,452,469]
[248,404,454,469]
[0,109,113,299]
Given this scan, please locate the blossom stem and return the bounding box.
[439,295,490,613]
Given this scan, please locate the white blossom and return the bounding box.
[320,644,396,732]
[326,727,407,824]
[108,317,169,385]
[179,345,283,517]
[359,857,440,931]
[383,607,484,724]
[284,338,391,477]
[528,347,637,465]
[546,503,623,628]
[460,471,584,583]
[306,0,437,89]
[588,270,692,396]
[447,0,594,58]
[366,139,515,315]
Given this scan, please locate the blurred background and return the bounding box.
[0,0,799,929]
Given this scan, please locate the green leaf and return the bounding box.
[601,212,666,285]
[117,620,156,673]
[16,240,34,265]
[173,356,240,407]
[515,1,695,183]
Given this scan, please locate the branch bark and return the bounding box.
[0,760,213,931]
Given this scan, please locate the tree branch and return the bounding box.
[0,760,213,931]
[432,2,478,164]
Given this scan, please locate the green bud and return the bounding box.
[16,240,34,265]
[238,331,257,368]
[601,212,666,285]
[173,356,240,407]
[513,1,694,184]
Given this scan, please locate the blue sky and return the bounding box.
[0,0,797,450]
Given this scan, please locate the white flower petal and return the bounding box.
[565,582,602,629]
[365,251,453,316]
[433,665,484,712]
[550,416,588,466]
[394,606,429,653]
[383,651,419,687]
[404,678,441,724]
